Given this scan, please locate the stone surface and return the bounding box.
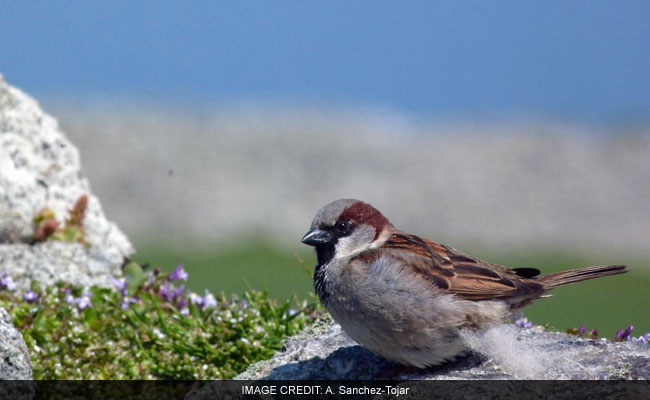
[236,317,650,380]
[0,75,133,289]
[0,307,33,379]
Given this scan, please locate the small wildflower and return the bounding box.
[190,289,217,309]
[203,290,217,309]
[152,327,165,339]
[637,333,650,345]
[615,325,634,342]
[171,284,185,299]
[180,307,190,316]
[24,289,38,303]
[65,288,93,310]
[578,325,586,336]
[159,282,171,301]
[177,296,188,310]
[119,297,138,310]
[513,312,533,329]
[289,308,298,317]
[615,329,624,342]
[623,325,634,341]
[75,295,92,310]
[65,289,75,304]
[168,264,188,281]
[589,328,598,339]
[240,298,249,309]
[0,271,16,291]
[110,276,129,297]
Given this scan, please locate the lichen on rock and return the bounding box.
[0,307,32,379]
[237,317,650,380]
[0,75,133,289]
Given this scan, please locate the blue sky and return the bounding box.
[1,1,649,123]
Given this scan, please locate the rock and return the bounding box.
[0,307,33,379]
[0,75,133,289]
[236,316,650,380]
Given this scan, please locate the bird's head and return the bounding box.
[301,199,393,266]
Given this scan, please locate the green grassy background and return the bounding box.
[133,239,649,339]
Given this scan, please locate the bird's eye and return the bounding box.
[335,221,351,234]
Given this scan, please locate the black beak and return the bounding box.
[301,228,333,246]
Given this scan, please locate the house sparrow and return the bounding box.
[301,199,627,368]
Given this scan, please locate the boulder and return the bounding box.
[0,307,32,379]
[0,75,133,289]
[237,317,650,380]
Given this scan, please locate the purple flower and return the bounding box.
[24,289,38,303]
[110,276,129,297]
[240,299,249,310]
[615,329,624,342]
[169,264,188,281]
[578,325,586,336]
[75,289,93,309]
[623,325,634,341]
[177,296,188,310]
[513,312,533,329]
[637,334,650,345]
[65,289,75,304]
[159,282,171,301]
[289,308,298,317]
[75,296,92,310]
[203,290,217,309]
[171,284,185,299]
[119,297,138,310]
[615,325,634,342]
[0,271,16,291]
[190,289,217,309]
[589,328,598,339]
[65,289,92,310]
[159,282,185,303]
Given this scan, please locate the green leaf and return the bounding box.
[83,307,98,324]
[123,262,147,292]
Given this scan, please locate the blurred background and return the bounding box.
[1,1,648,336]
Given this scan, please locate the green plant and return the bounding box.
[0,264,322,379]
[33,194,89,245]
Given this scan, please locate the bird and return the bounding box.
[301,199,627,368]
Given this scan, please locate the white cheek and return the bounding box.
[334,235,370,259]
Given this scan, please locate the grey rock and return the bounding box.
[0,241,124,290]
[0,75,133,289]
[0,307,33,379]
[236,316,650,380]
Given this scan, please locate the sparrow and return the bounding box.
[301,199,627,368]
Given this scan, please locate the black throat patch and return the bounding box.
[313,244,335,304]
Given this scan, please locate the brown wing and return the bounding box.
[381,231,544,303]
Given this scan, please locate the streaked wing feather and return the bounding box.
[381,232,544,301]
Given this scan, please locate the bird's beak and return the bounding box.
[301,228,333,246]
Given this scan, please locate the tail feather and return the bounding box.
[539,265,627,289]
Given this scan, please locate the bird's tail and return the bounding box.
[539,265,627,289]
